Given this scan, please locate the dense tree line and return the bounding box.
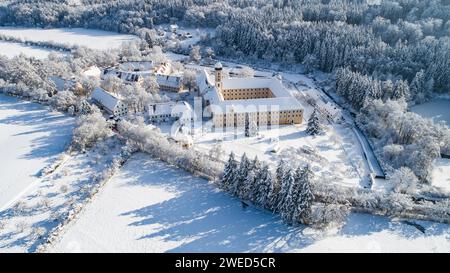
[1,1,449,92]
[334,67,450,183]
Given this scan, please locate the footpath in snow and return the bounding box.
[51,153,450,253]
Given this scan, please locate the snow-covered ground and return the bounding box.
[411,99,450,126]
[50,153,450,253]
[0,41,62,59]
[432,158,450,193]
[189,123,369,189]
[0,133,125,252]
[0,27,139,50]
[0,94,74,210]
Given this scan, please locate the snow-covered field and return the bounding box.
[50,153,450,253]
[0,94,74,210]
[432,158,450,193]
[0,41,61,59]
[0,27,139,50]
[411,99,450,126]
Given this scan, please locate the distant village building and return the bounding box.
[91,87,128,117]
[101,61,183,92]
[197,62,303,128]
[156,74,184,93]
[147,101,193,121]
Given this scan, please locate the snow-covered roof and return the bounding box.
[102,62,172,82]
[214,62,223,69]
[197,69,214,95]
[91,87,122,112]
[209,97,303,114]
[149,101,194,117]
[222,78,291,97]
[156,74,182,88]
[199,70,303,115]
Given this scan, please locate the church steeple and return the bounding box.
[214,62,223,91]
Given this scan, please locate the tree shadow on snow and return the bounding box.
[0,95,74,166]
[118,154,450,252]
[118,155,313,252]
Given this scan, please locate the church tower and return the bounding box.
[214,62,223,91]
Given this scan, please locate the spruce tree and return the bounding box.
[392,79,410,100]
[279,169,296,223]
[306,109,323,135]
[246,156,262,202]
[267,178,281,212]
[220,152,238,191]
[254,163,272,208]
[296,165,315,223]
[244,113,250,137]
[268,159,286,212]
[232,153,250,197]
[275,159,285,185]
[277,168,294,213]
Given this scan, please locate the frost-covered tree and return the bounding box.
[183,70,197,92]
[142,76,159,94]
[190,45,201,63]
[220,152,238,191]
[306,109,323,135]
[254,163,273,208]
[239,66,254,78]
[277,168,294,213]
[50,90,77,112]
[150,46,167,64]
[101,74,124,95]
[295,165,314,223]
[392,79,410,101]
[72,109,112,151]
[231,153,250,197]
[243,156,262,201]
[390,167,418,194]
[209,142,224,161]
[205,47,214,60]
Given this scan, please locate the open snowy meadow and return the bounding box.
[0,41,62,59]
[0,94,74,210]
[411,99,450,126]
[0,27,139,50]
[50,153,450,253]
